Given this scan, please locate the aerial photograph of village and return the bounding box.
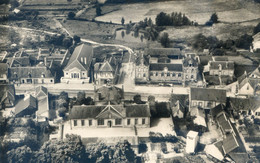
[0,0,260,162]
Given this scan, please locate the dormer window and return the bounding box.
[28,73,32,78]
[41,73,45,78]
[164,67,168,72]
[218,64,222,71]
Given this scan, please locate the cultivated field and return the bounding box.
[95,0,260,25]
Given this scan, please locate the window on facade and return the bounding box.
[199,102,202,107]
[66,73,68,75]
[178,73,181,77]
[172,73,175,77]
[142,118,145,124]
[89,120,92,126]
[81,120,85,126]
[167,73,170,77]
[193,102,197,106]
[139,68,141,72]
[191,75,194,79]
[98,119,104,125]
[127,119,131,125]
[74,120,77,126]
[161,72,164,76]
[50,80,53,83]
[150,72,153,76]
[207,102,212,107]
[156,72,158,76]
[138,73,141,78]
[115,119,122,125]
[135,119,138,125]
[143,73,146,77]
[83,73,85,75]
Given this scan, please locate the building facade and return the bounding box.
[208,61,234,77]
[69,103,150,129]
[61,44,93,84]
[94,61,115,85]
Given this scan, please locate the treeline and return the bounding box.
[155,12,195,26]
[190,33,253,55]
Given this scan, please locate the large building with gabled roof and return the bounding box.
[69,103,150,129]
[61,44,93,84]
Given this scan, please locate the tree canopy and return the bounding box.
[156,12,193,26]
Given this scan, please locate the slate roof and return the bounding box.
[94,61,114,72]
[209,61,234,70]
[64,44,93,71]
[125,104,150,117]
[169,94,189,113]
[228,97,260,112]
[238,76,259,89]
[35,86,48,98]
[8,67,54,80]
[15,95,37,116]
[183,56,198,67]
[216,112,232,133]
[222,133,239,154]
[145,48,182,57]
[149,63,183,72]
[7,57,31,67]
[69,104,150,119]
[0,84,15,106]
[211,104,225,118]
[250,66,260,77]
[0,63,7,76]
[190,88,226,103]
[136,54,149,66]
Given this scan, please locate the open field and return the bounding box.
[95,0,260,25]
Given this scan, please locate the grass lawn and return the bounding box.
[95,0,260,25]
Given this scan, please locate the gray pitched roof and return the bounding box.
[0,63,7,75]
[228,97,260,112]
[145,48,182,57]
[8,67,54,80]
[209,61,234,70]
[190,88,226,103]
[183,56,198,67]
[149,63,183,72]
[69,104,150,119]
[169,94,188,113]
[211,104,225,118]
[0,84,15,105]
[125,104,150,117]
[7,57,31,67]
[15,95,37,116]
[94,61,114,72]
[35,86,48,98]
[222,134,239,154]
[64,44,93,71]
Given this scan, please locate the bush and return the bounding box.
[68,12,75,19]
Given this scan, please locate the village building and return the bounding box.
[252,32,260,53]
[8,66,55,84]
[15,95,37,117]
[183,54,199,82]
[94,60,116,85]
[236,72,260,96]
[189,87,226,110]
[169,94,189,119]
[0,84,16,109]
[0,63,8,83]
[35,86,53,121]
[208,57,234,77]
[61,44,93,84]
[135,52,149,83]
[228,97,260,119]
[94,85,124,105]
[69,103,151,129]
[186,130,199,153]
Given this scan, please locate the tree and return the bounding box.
[96,3,102,16]
[160,32,170,48]
[68,12,75,19]
[7,145,33,163]
[235,34,253,49]
[35,134,88,163]
[133,94,142,104]
[121,17,125,25]
[76,91,86,105]
[73,35,81,44]
[210,13,219,24]
[62,37,73,48]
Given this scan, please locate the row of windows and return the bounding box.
[150,72,182,77]
[73,118,146,126]
[138,67,148,72]
[193,101,213,107]
[98,72,113,77]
